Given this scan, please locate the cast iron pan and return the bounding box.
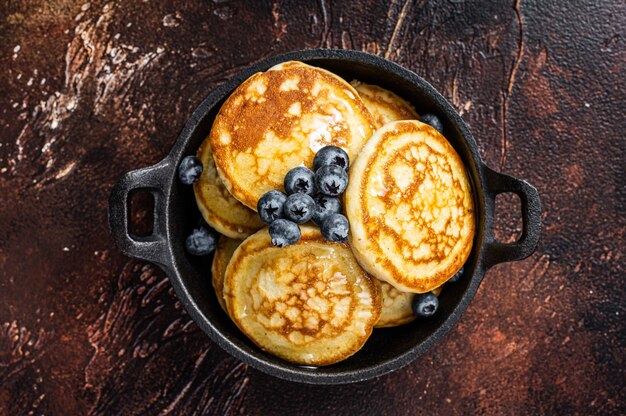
[108,49,541,384]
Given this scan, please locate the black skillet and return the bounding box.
[109,49,541,384]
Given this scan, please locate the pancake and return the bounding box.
[194,140,263,239]
[351,81,419,128]
[376,282,443,328]
[346,120,475,293]
[209,61,375,210]
[223,225,381,366]
[211,236,242,313]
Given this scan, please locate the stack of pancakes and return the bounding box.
[194,61,474,365]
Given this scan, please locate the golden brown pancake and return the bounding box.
[209,61,374,210]
[346,120,475,293]
[376,282,443,328]
[211,236,242,313]
[223,226,381,366]
[194,140,263,239]
[351,81,419,128]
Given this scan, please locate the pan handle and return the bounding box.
[108,158,173,268]
[482,165,541,269]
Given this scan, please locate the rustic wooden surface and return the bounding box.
[1,0,624,414]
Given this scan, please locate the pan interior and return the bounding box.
[166,50,486,382]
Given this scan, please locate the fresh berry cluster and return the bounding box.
[258,146,351,247]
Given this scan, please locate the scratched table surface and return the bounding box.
[1,0,624,414]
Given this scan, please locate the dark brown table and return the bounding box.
[1,1,624,414]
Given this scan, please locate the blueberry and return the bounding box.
[321,213,349,242]
[311,195,342,226]
[269,219,301,247]
[257,190,287,224]
[448,266,464,283]
[185,226,217,256]
[178,155,203,185]
[315,165,348,197]
[283,193,315,224]
[411,292,439,318]
[313,145,349,171]
[421,113,443,133]
[284,166,316,196]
